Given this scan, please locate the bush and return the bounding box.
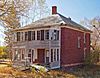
[84,49,99,65]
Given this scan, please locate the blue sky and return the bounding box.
[0,0,100,46]
[46,0,100,22]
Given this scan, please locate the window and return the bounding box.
[57,30,59,40]
[20,32,24,41]
[17,32,20,41]
[22,49,24,59]
[84,33,86,43]
[25,32,28,41]
[28,31,32,41]
[53,30,56,40]
[51,48,60,62]
[52,30,59,40]
[37,31,40,40]
[84,48,86,60]
[45,30,49,40]
[32,31,35,40]
[78,37,81,48]
[57,49,59,61]
[54,49,56,61]
[32,50,34,61]
[13,32,17,42]
[41,30,44,40]
[51,49,53,62]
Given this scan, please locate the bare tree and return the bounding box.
[0,0,49,59]
[80,16,100,50]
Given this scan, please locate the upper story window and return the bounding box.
[17,32,20,41]
[57,30,59,40]
[45,30,49,40]
[20,32,24,41]
[28,31,32,41]
[13,32,16,42]
[41,30,44,40]
[78,37,81,48]
[32,31,35,40]
[51,30,59,40]
[84,33,86,43]
[37,31,40,40]
[25,32,28,41]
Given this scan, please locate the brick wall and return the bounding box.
[61,27,90,66]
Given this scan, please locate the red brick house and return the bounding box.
[12,6,91,69]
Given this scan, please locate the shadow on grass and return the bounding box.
[54,64,100,78]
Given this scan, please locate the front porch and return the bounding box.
[12,48,60,69]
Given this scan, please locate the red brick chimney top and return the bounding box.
[52,6,57,14]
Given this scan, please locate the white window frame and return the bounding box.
[84,48,86,60]
[84,33,86,43]
[45,30,49,40]
[78,37,81,48]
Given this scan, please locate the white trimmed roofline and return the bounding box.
[12,23,92,33]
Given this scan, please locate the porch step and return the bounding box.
[12,60,30,71]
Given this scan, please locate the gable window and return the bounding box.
[17,32,20,41]
[41,30,44,40]
[32,31,35,40]
[78,37,81,48]
[45,30,49,40]
[25,32,28,41]
[28,31,32,41]
[37,31,40,40]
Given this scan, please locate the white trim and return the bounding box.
[84,48,87,60]
[61,26,91,33]
[12,46,26,48]
[78,37,81,48]
[84,33,86,43]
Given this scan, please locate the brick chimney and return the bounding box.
[52,6,57,14]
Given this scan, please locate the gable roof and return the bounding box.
[14,13,92,32]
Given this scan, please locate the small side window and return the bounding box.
[84,33,86,43]
[78,37,81,48]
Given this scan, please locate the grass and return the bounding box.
[0,62,100,78]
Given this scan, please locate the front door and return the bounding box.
[37,49,45,64]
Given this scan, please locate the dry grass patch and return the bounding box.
[0,63,100,78]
